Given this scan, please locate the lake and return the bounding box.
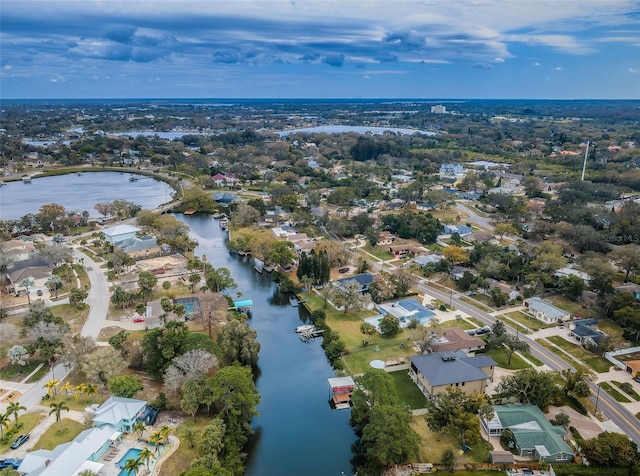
[0,172,174,220]
[174,214,357,476]
[277,125,437,136]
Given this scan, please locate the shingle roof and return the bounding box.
[525,297,568,319]
[335,272,374,287]
[410,352,494,386]
[102,224,141,237]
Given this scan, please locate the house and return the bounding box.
[523,297,570,324]
[409,351,495,397]
[1,238,36,262]
[485,279,520,301]
[212,172,238,187]
[93,396,148,433]
[384,198,405,210]
[18,396,153,476]
[416,202,435,211]
[443,224,473,236]
[450,266,474,280]
[6,258,52,295]
[464,231,495,243]
[328,376,355,409]
[567,318,605,348]
[615,283,640,301]
[212,191,239,204]
[430,327,486,356]
[101,224,141,245]
[114,235,158,255]
[482,404,574,463]
[624,360,640,378]
[412,254,444,267]
[374,298,436,330]
[377,231,395,246]
[388,244,421,258]
[439,163,465,176]
[334,272,374,294]
[554,266,591,284]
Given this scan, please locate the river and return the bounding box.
[0,171,174,220]
[4,172,357,474]
[174,214,357,476]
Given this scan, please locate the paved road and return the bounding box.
[7,247,110,412]
[415,281,640,445]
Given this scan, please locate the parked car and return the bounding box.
[474,327,491,335]
[338,267,350,274]
[10,434,29,449]
[0,458,22,469]
[465,329,476,336]
[36,289,43,296]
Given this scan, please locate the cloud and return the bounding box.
[532,61,541,66]
[629,68,639,73]
[494,57,505,63]
[363,75,371,80]
[322,54,345,67]
[554,66,564,71]
[49,74,64,83]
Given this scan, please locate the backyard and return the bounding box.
[33,418,84,450]
[541,336,611,373]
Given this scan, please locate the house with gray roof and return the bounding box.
[334,272,374,294]
[101,223,141,244]
[409,351,495,397]
[93,395,148,432]
[481,404,573,463]
[523,297,570,324]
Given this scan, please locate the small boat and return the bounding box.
[294,324,315,333]
[22,176,32,183]
[0,181,6,186]
[77,172,83,176]
[213,213,224,219]
[129,176,139,182]
[183,209,197,215]
[263,264,274,273]
[290,297,299,307]
[219,218,229,229]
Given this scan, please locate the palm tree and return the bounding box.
[7,401,26,427]
[85,383,97,403]
[49,401,69,430]
[121,457,144,476]
[0,412,10,440]
[132,421,146,441]
[43,379,60,397]
[46,275,62,299]
[137,447,154,469]
[60,382,72,396]
[18,278,35,304]
[148,431,162,453]
[74,383,87,400]
[158,424,171,446]
[179,425,200,448]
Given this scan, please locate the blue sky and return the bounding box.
[1,0,639,99]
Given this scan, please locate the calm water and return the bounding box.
[174,214,357,476]
[0,172,174,220]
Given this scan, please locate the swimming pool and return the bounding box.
[116,448,142,470]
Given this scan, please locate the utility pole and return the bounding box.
[581,141,590,181]
[594,384,601,414]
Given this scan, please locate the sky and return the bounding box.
[1,0,639,100]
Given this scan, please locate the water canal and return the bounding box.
[174,214,357,476]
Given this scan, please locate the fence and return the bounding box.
[604,346,640,370]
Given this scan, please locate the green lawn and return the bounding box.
[0,413,40,454]
[612,381,640,401]
[545,336,612,373]
[0,360,45,381]
[159,416,212,476]
[546,295,597,318]
[597,320,627,347]
[361,244,394,261]
[388,369,428,410]
[33,418,84,450]
[599,382,631,403]
[440,318,475,330]
[485,348,530,370]
[503,310,551,332]
[26,364,50,383]
[459,296,494,312]
[43,393,105,411]
[341,341,412,375]
[522,351,544,366]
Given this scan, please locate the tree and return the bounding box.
[141,321,190,378]
[81,346,127,391]
[0,412,10,440]
[69,287,88,309]
[582,431,640,467]
[496,368,563,410]
[553,411,570,429]
[7,345,29,366]
[46,275,63,298]
[18,278,35,304]
[218,319,260,367]
[194,418,226,470]
[132,421,146,440]
[59,334,95,371]
[108,375,144,398]
[137,447,154,470]
[49,401,70,430]
[6,401,26,427]
[121,456,144,476]
[359,322,377,345]
[562,367,594,399]
[379,315,401,337]
[180,425,201,449]
[448,407,481,444]
[205,267,236,293]
[610,244,640,283]
[556,275,585,301]
[181,380,202,420]
[441,448,456,473]
[424,388,489,433]
[350,369,399,435]
[137,271,158,298]
[163,349,218,396]
[360,404,420,472]
[442,245,469,265]
[0,324,20,351]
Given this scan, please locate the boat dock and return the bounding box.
[289,296,308,307]
[230,299,253,313]
[299,326,324,343]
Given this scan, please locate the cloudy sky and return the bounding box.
[1,0,639,99]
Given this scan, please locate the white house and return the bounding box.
[101,224,141,245]
[524,297,570,324]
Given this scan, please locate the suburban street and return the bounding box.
[414,280,640,445]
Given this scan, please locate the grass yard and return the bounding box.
[545,336,611,373]
[485,348,530,370]
[546,295,597,319]
[341,340,412,375]
[388,369,428,410]
[612,381,640,401]
[597,320,627,347]
[599,382,631,403]
[0,413,40,454]
[459,297,494,313]
[158,416,211,476]
[411,416,493,464]
[440,318,475,330]
[0,360,45,381]
[43,392,106,411]
[361,244,394,261]
[504,310,551,332]
[33,418,84,450]
[522,351,544,367]
[49,302,90,333]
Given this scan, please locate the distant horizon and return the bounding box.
[4,97,640,102]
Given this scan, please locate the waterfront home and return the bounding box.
[1,238,36,262]
[6,258,52,295]
[481,404,573,463]
[429,327,486,356]
[101,224,141,245]
[523,297,570,324]
[334,272,374,294]
[93,396,148,433]
[409,351,495,397]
